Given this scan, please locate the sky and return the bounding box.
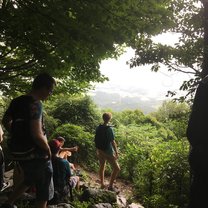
[91,32,192,102]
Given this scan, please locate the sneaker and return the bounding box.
[0,203,17,208]
[0,182,10,192]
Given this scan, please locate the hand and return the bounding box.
[46,147,52,160]
[73,146,79,152]
[114,152,119,160]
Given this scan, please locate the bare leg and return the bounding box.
[76,176,80,191]
[99,159,106,188]
[109,160,120,188]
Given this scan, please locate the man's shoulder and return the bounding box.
[97,124,112,129]
[12,95,37,105]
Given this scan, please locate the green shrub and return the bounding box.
[51,123,98,170]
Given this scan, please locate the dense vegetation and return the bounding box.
[130,0,208,100]
[0,0,173,95]
[1,0,208,101]
[1,1,202,207]
[0,95,191,208]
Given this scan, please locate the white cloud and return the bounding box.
[92,33,192,101]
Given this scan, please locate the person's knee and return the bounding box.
[114,164,120,173]
[116,165,121,173]
[99,161,106,169]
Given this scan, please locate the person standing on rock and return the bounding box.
[94,112,120,191]
[1,73,56,208]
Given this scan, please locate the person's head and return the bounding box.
[32,73,56,100]
[49,139,61,155]
[56,136,65,147]
[102,112,112,124]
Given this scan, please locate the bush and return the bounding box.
[48,95,101,132]
[50,123,98,170]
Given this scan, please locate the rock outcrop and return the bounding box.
[0,170,144,208]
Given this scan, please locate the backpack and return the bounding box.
[7,95,46,160]
[94,125,110,151]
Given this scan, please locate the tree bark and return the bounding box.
[202,0,208,77]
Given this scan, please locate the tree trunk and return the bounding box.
[202,0,208,77]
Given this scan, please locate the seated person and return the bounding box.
[49,139,79,201]
[56,136,79,154]
[59,149,72,159]
[59,150,82,177]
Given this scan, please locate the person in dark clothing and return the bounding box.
[186,77,208,208]
[49,139,79,203]
[1,73,56,208]
[95,112,120,191]
[0,124,10,192]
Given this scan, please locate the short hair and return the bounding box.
[56,136,65,143]
[49,139,61,154]
[102,112,112,122]
[32,73,56,90]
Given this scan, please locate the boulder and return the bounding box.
[91,203,113,208]
[80,187,116,204]
[128,203,144,208]
[48,203,73,208]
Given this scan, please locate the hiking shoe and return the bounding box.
[0,203,17,208]
[0,182,10,192]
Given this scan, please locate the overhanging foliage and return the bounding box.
[129,0,206,101]
[0,0,173,95]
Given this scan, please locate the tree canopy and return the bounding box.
[129,0,207,100]
[0,0,173,96]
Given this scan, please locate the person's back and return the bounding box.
[7,95,46,157]
[52,156,71,194]
[95,124,111,151]
[95,112,120,191]
[1,73,55,208]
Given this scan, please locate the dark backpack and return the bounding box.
[8,95,46,160]
[94,125,110,151]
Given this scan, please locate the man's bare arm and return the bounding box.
[30,119,50,154]
[30,101,51,158]
[0,125,4,143]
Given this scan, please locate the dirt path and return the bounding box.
[83,170,145,208]
[83,170,134,199]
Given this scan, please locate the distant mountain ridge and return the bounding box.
[90,91,164,114]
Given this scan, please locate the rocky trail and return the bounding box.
[0,169,144,208]
[84,170,133,197]
[83,169,144,208]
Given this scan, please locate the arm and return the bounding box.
[109,127,119,159]
[111,140,119,159]
[30,101,51,158]
[0,125,3,143]
[60,146,79,152]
